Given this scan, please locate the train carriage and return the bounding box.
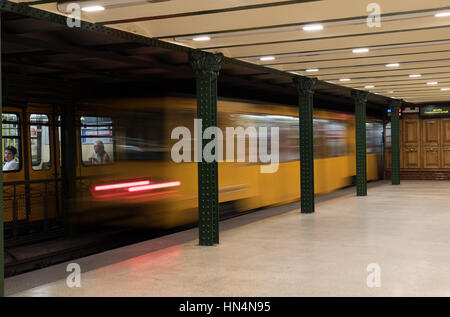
[2,97,384,241]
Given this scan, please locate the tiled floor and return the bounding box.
[6,180,450,297]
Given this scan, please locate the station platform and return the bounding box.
[5,180,450,297]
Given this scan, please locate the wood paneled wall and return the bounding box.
[386,114,450,170]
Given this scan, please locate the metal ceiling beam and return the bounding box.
[0,0,397,107]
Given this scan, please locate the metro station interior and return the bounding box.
[1,0,450,299]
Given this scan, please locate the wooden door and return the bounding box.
[403,119,420,146]
[423,147,440,169]
[402,118,419,168]
[422,119,440,146]
[441,119,450,146]
[441,147,450,169]
[403,147,420,168]
[440,119,450,169]
[422,119,440,169]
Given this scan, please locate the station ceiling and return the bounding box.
[18,0,450,104]
[5,0,450,106]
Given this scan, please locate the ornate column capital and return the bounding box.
[293,76,317,94]
[391,99,402,109]
[189,50,224,79]
[351,89,369,103]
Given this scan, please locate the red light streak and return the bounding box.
[94,180,150,191]
[128,181,181,192]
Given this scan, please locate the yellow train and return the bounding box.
[2,97,384,239]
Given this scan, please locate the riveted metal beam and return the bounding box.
[352,90,369,196]
[0,0,189,53]
[391,100,402,185]
[190,50,223,246]
[0,12,4,298]
[0,1,394,108]
[294,76,317,213]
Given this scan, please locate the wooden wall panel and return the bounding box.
[441,119,450,146]
[423,147,440,169]
[403,119,420,146]
[386,115,450,173]
[422,119,440,146]
[403,147,420,168]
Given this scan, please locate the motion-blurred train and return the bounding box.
[2,97,383,238]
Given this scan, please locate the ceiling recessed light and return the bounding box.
[260,56,275,61]
[352,48,369,54]
[387,91,394,94]
[303,24,324,31]
[306,68,319,72]
[81,5,105,12]
[365,85,375,89]
[427,82,438,85]
[386,63,400,67]
[192,36,211,41]
[435,11,450,17]
[339,78,351,82]
[409,74,422,78]
[441,88,450,91]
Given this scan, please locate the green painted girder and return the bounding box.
[352,90,369,197]
[0,1,394,106]
[190,50,223,246]
[391,100,402,185]
[0,0,190,53]
[294,76,317,214]
[0,12,4,298]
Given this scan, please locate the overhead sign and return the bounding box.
[420,106,450,117]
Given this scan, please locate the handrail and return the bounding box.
[3,178,63,186]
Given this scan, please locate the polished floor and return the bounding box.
[5,180,450,297]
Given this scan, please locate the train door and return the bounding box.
[2,105,63,245]
[26,106,63,234]
[2,108,26,241]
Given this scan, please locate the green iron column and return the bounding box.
[352,90,369,196]
[0,12,4,298]
[294,77,317,213]
[190,50,223,246]
[391,100,401,185]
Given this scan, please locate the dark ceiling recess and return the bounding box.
[1,9,389,117]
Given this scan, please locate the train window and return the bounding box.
[271,115,299,162]
[314,119,348,158]
[116,111,166,161]
[366,122,384,154]
[313,119,325,158]
[80,116,114,166]
[227,113,300,163]
[2,113,21,172]
[30,114,51,170]
[385,122,392,149]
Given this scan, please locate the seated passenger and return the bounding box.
[3,145,19,171]
[89,140,111,165]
